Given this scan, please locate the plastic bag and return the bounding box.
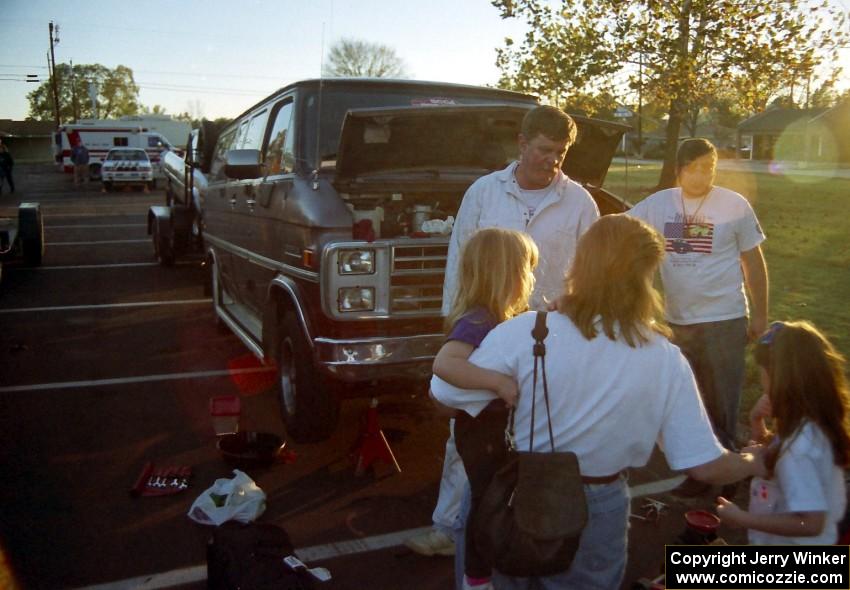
[420,216,454,235]
[187,469,266,526]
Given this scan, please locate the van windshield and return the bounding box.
[107,149,147,161]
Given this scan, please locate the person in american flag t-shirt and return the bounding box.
[629,138,768,498]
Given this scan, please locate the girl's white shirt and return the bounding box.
[749,421,847,545]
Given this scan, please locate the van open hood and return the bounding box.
[334,104,629,191]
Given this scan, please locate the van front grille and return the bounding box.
[390,243,448,314]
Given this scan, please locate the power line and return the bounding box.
[136,82,272,97]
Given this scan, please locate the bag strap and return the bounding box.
[506,311,555,453]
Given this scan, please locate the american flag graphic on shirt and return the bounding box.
[663,218,714,254]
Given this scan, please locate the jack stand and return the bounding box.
[352,397,401,476]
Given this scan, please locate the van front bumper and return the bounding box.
[313,333,444,382]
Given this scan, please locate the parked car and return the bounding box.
[101,148,155,191]
[199,78,630,442]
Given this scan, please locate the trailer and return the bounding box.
[147,122,218,266]
[0,203,44,284]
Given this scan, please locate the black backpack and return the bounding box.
[207,521,315,590]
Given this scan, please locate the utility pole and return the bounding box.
[70,59,79,121]
[637,52,643,158]
[48,21,61,126]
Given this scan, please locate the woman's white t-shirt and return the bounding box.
[430,311,724,477]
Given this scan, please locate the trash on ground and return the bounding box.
[187,469,266,525]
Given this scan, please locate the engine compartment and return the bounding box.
[341,190,464,239]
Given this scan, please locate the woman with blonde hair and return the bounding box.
[432,214,763,589]
[717,320,850,544]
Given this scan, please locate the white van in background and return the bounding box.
[54,122,174,180]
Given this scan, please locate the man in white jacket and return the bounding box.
[406,105,599,573]
[443,106,600,311]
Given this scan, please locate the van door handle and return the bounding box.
[246,199,256,211]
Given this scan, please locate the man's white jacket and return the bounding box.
[442,161,599,313]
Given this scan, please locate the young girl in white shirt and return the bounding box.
[716,320,850,544]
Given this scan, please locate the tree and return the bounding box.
[142,104,169,115]
[323,38,408,78]
[27,63,140,122]
[492,0,847,188]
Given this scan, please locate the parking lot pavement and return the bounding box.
[0,165,745,590]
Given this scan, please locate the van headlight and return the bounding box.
[338,249,374,274]
[338,287,375,312]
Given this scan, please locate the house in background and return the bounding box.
[736,107,827,161]
[804,99,850,164]
[0,120,56,162]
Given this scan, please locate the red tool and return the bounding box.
[130,462,192,497]
[351,398,401,476]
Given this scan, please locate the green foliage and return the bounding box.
[27,63,140,122]
[492,0,848,189]
[323,38,408,78]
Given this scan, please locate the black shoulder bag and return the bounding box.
[472,311,588,577]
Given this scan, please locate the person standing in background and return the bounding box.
[0,144,15,193]
[629,138,768,497]
[71,142,89,187]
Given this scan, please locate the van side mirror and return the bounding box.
[224,149,264,179]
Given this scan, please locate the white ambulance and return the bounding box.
[54,122,175,181]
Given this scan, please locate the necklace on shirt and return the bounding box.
[680,187,711,224]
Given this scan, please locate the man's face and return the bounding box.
[678,153,717,197]
[516,133,569,190]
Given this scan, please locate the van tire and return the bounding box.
[153,222,175,266]
[277,313,339,442]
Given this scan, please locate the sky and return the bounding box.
[3,1,850,123]
[0,0,530,121]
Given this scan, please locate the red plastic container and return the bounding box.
[685,509,721,534]
[210,395,241,436]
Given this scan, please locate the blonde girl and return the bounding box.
[435,227,539,405]
[428,227,537,590]
[717,320,850,544]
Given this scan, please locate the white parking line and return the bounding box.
[45,239,149,245]
[0,298,211,315]
[9,261,200,271]
[0,366,273,393]
[46,224,147,229]
[629,475,685,498]
[43,212,149,218]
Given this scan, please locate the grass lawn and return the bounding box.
[603,161,850,429]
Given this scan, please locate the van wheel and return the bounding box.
[153,222,175,266]
[19,206,44,267]
[277,313,339,442]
